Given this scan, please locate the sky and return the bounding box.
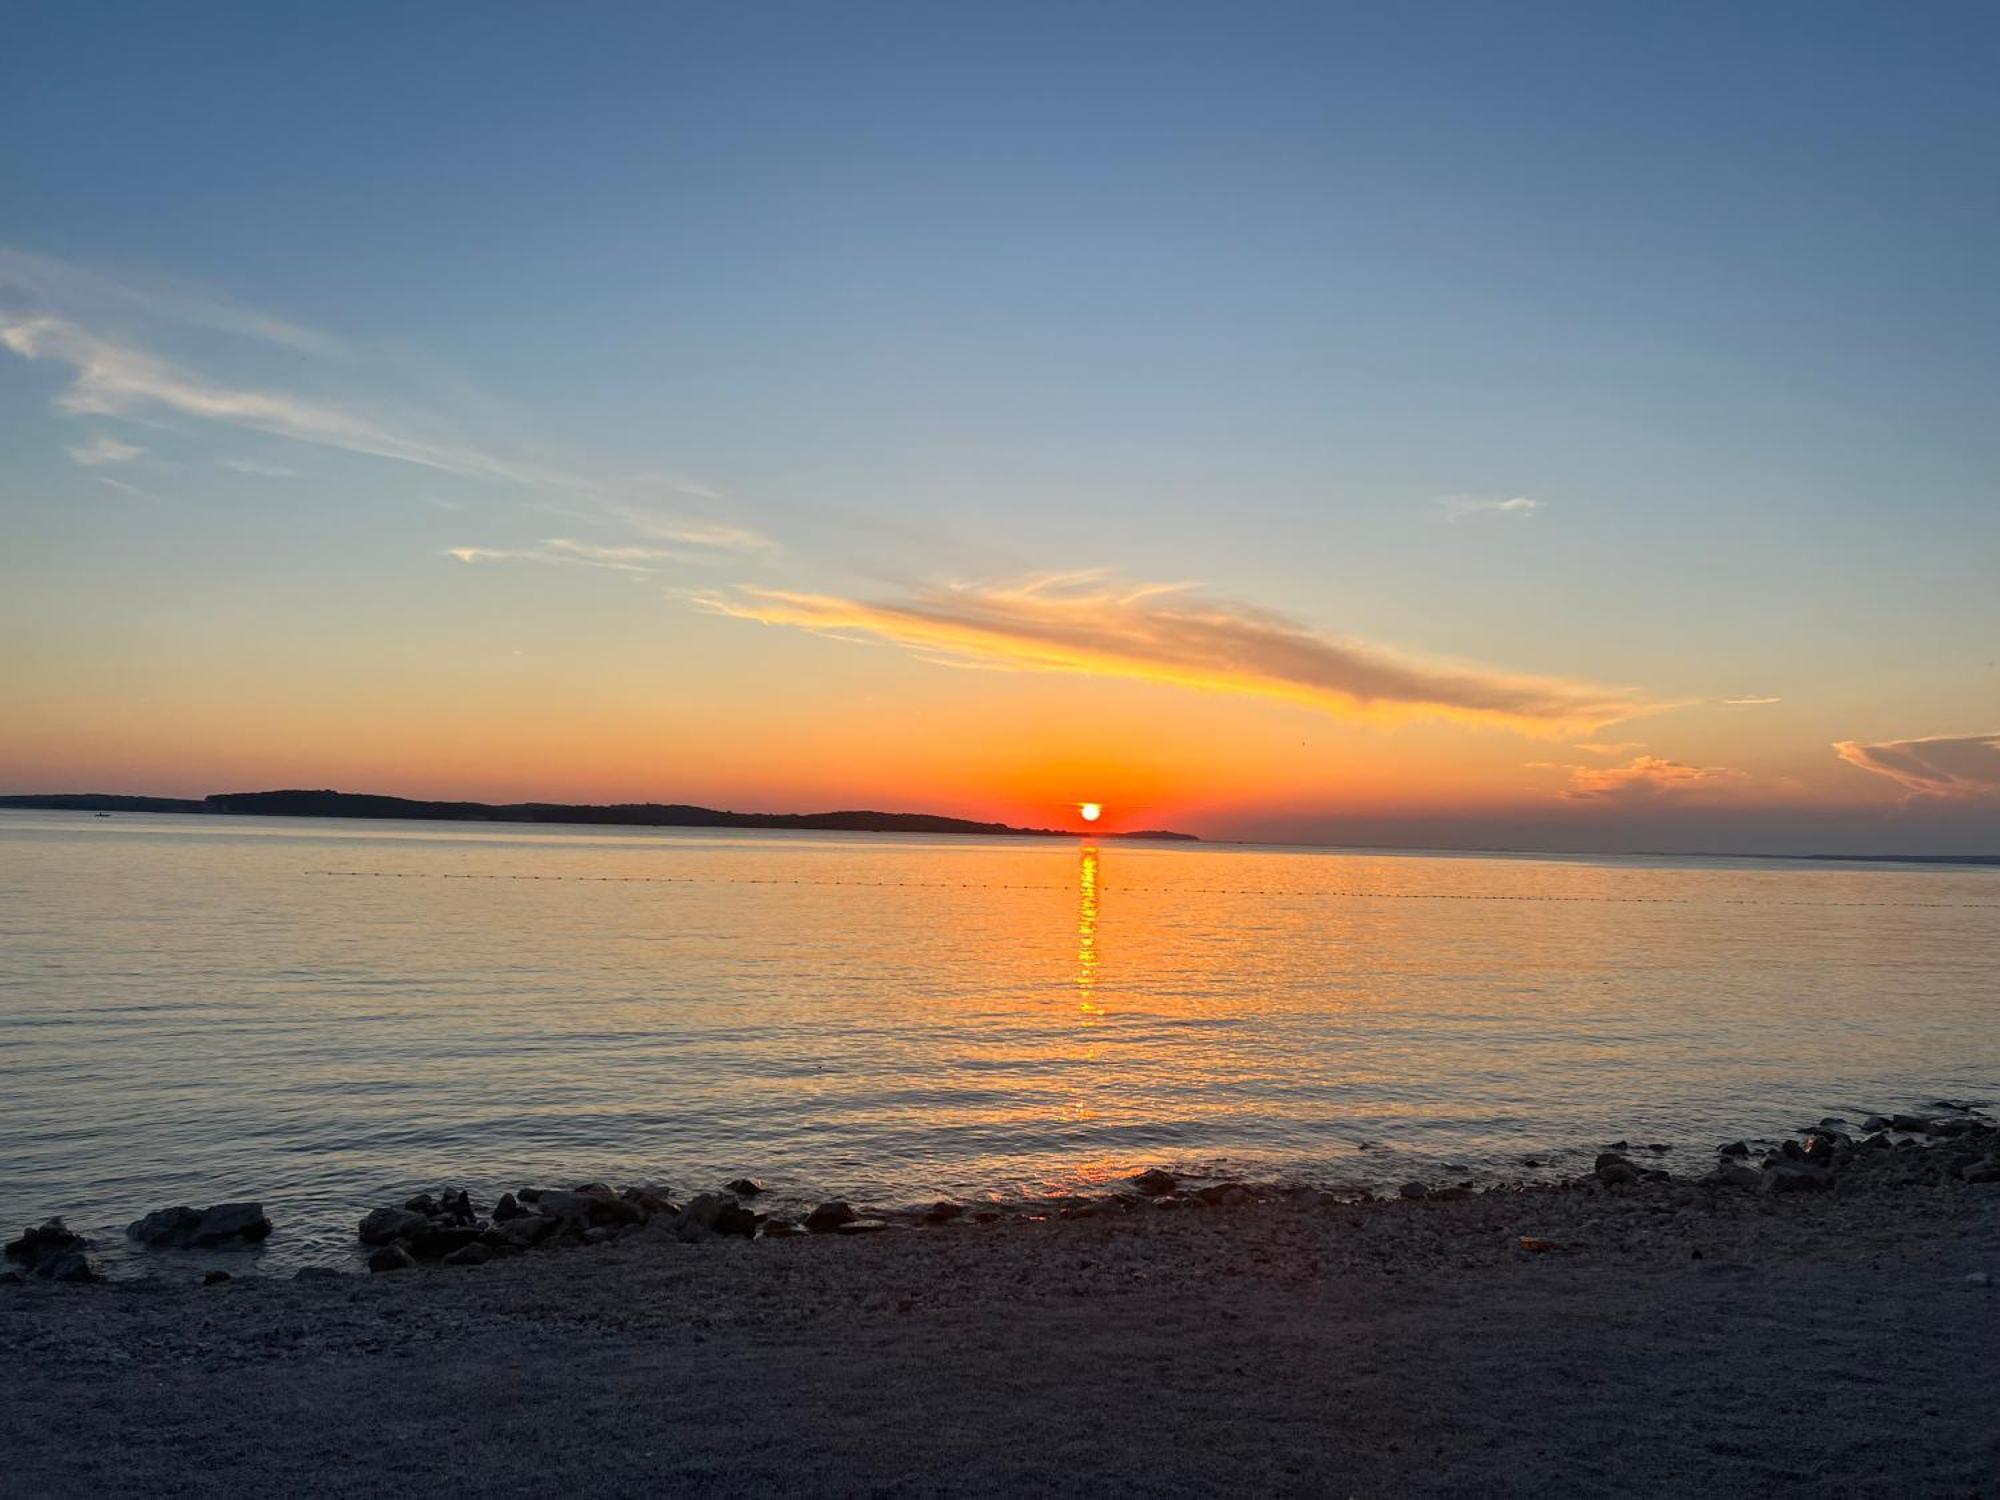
[4,2,1999,853]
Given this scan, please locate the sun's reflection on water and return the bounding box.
[1076,844,1101,1018]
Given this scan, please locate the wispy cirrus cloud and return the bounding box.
[2,247,770,556]
[1439,494,1540,522]
[447,538,714,574]
[1,314,547,481]
[1571,740,1645,756]
[1723,695,1781,706]
[596,508,768,556]
[698,571,1656,734]
[1557,755,1752,803]
[93,474,158,500]
[65,432,143,466]
[0,245,342,356]
[601,505,770,553]
[1834,733,2000,799]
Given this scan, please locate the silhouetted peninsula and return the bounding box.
[0,789,1198,840]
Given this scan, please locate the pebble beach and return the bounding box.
[7,1105,1997,1496]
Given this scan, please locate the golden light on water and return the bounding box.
[1078,802,1102,822]
[1075,845,1101,1016]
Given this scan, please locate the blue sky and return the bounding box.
[5,3,1999,850]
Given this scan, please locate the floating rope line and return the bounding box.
[302,871,2000,909]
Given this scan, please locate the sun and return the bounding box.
[1078,802,1102,823]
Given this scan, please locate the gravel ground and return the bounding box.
[5,1173,1997,1497]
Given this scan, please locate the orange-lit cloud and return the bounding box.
[699,571,1657,735]
[1834,733,2000,799]
[1559,755,1751,802]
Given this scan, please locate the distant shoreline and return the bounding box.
[0,789,1198,842]
[8,794,1999,864]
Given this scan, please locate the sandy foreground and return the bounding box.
[5,1174,1997,1498]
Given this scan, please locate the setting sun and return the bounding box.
[1078,802,1102,822]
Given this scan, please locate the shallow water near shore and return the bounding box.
[3,809,1997,1270]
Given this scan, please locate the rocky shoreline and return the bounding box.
[9,1097,1996,1287]
[5,1099,1997,1496]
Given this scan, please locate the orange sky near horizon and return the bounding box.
[1,599,1918,847]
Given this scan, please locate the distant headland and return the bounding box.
[0,789,1198,841]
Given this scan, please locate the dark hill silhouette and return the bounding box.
[0,793,204,813]
[0,789,1198,840]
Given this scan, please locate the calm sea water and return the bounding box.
[3,810,1996,1269]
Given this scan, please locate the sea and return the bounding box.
[3,809,1996,1271]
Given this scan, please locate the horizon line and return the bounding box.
[5,787,1996,866]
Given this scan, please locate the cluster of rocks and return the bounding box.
[1129,1169,1331,1209]
[1125,1101,2000,1209]
[127,1202,272,1248]
[351,1174,1374,1273]
[1546,1102,2000,1199]
[4,1201,274,1285]
[10,1100,1994,1287]
[354,1110,2000,1276]
[3,1219,99,1283]
[353,1179,897,1272]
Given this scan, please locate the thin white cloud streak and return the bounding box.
[0,245,342,356]
[94,475,157,500]
[2,314,543,481]
[1834,733,2000,799]
[2,249,772,556]
[1723,696,1782,706]
[1440,494,1540,522]
[698,571,1659,734]
[1,309,775,555]
[446,547,523,564]
[65,432,143,466]
[220,458,306,478]
[601,502,771,553]
[447,538,700,574]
